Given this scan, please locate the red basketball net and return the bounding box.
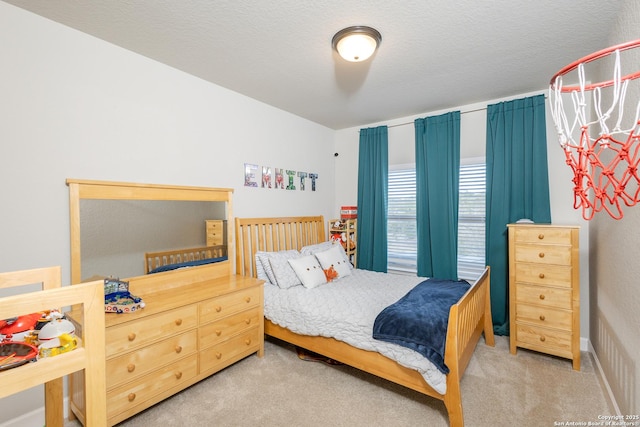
[549,40,640,220]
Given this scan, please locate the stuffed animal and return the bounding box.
[340,232,356,250]
[323,266,339,282]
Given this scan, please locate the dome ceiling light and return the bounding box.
[332,26,382,62]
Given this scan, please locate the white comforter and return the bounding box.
[263,268,448,394]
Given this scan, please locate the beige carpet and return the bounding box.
[71,336,613,427]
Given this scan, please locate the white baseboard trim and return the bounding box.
[588,340,622,416]
[0,397,69,427]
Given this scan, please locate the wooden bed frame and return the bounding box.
[144,245,227,274]
[235,215,495,427]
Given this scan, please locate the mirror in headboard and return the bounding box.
[67,179,234,284]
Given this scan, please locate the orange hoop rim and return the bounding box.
[550,39,640,92]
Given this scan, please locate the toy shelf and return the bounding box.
[0,267,106,427]
[329,218,357,268]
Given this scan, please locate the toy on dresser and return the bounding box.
[104,278,145,314]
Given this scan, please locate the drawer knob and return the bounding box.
[175,319,183,326]
[539,315,546,321]
[538,252,545,258]
[215,306,222,313]
[128,393,136,402]
[245,338,252,346]
[539,336,546,342]
[175,371,183,380]
[128,333,136,342]
[539,294,546,300]
[215,352,222,360]
[245,296,252,303]
[175,345,182,353]
[215,330,222,336]
[127,364,136,373]
[539,273,545,279]
[538,233,544,240]
[245,318,252,325]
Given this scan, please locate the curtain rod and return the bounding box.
[369,93,549,131]
[387,106,487,129]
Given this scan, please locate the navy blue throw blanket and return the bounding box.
[372,278,471,374]
[148,256,227,274]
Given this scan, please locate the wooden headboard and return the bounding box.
[235,216,326,277]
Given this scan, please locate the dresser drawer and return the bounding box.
[514,263,572,287]
[515,304,572,330]
[512,226,573,245]
[106,329,198,388]
[515,283,572,309]
[514,244,572,265]
[206,220,225,245]
[106,305,198,357]
[515,324,572,356]
[199,286,260,324]
[200,327,260,373]
[199,308,260,349]
[107,353,198,418]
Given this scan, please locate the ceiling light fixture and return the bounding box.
[332,26,382,62]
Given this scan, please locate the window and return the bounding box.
[387,160,486,280]
[387,167,417,273]
[457,161,487,279]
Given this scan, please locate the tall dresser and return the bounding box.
[507,224,580,370]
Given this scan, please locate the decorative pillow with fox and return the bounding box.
[315,245,352,282]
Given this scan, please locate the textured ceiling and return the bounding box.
[3,0,626,129]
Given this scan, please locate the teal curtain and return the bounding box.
[486,94,551,335]
[415,111,461,279]
[357,126,388,272]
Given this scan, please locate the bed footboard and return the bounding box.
[144,245,228,274]
[443,266,494,426]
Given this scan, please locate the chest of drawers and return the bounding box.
[508,224,580,370]
[206,219,227,246]
[68,272,263,426]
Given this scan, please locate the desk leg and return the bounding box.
[45,378,64,427]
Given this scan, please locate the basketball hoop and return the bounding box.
[549,39,640,220]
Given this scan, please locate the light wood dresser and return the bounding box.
[206,219,227,246]
[507,223,580,370]
[68,270,264,426]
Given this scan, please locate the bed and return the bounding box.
[235,215,494,427]
[144,244,228,274]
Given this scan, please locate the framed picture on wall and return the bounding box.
[244,163,259,187]
[274,168,284,189]
[262,167,272,188]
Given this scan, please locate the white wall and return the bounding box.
[0,2,335,424]
[590,0,640,414]
[333,93,590,339]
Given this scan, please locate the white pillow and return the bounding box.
[288,255,327,289]
[315,245,352,281]
[254,253,270,282]
[300,241,334,256]
[301,241,353,270]
[269,254,302,289]
[255,250,300,284]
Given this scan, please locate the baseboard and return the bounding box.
[588,340,622,415]
[0,397,69,427]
